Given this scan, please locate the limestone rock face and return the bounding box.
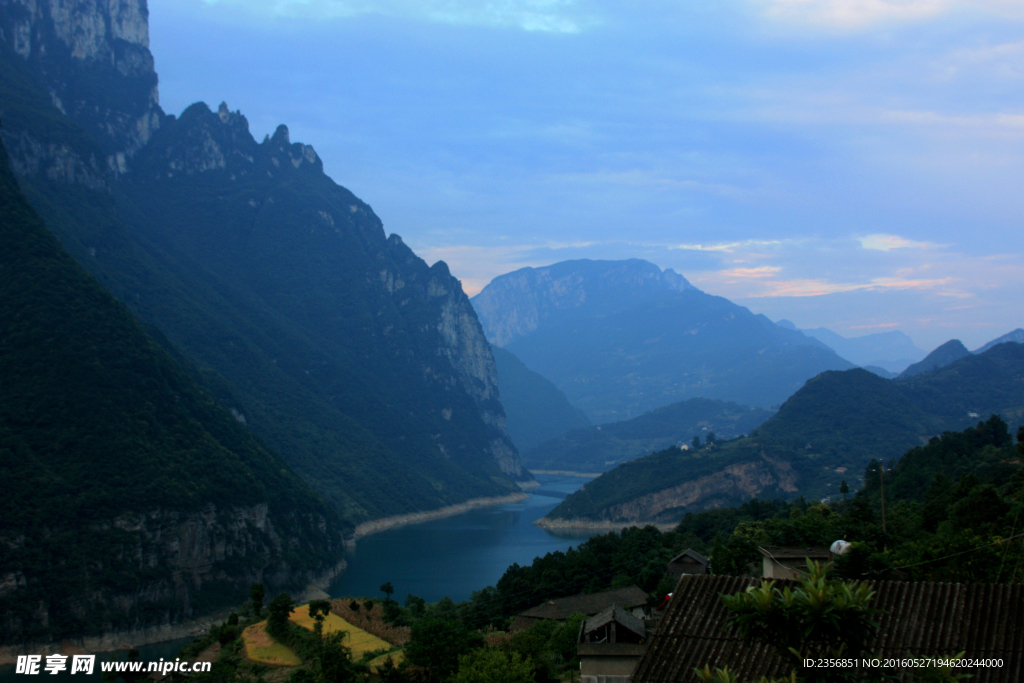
[1,504,344,643]
[594,456,798,523]
[0,0,162,170]
[473,258,695,346]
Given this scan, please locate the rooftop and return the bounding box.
[631,575,1024,683]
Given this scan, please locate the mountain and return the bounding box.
[975,329,1024,354]
[798,326,925,372]
[521,398,775,474]
[472,260,853,423]
[898,339,971,378]
[491,346,590,454]
[0,138,345,643]
[541,342,1024,525]
[1,0,529,532]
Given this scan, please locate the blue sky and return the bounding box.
[149,0,1024,351]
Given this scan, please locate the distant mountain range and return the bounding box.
[472,260,854,422]
[778,322,927,373]
[541,340,1024,525]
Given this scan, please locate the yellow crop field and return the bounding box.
[289,604,392,657]
[241,622,302,667]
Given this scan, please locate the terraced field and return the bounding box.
[289,604,392,658]
[241,622,302,667]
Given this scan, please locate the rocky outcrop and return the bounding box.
[473,259,695,346]
[539,456,797,527]
[0,0,162,170]
[0,503,345,644]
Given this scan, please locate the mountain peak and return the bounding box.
[898,339,970,378]
[472,258,695,346]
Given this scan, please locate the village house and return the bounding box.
[577,605,649,683]
[758,546,832,579]
[510,585,649,633]
[666,549,710,579]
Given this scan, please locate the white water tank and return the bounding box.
[830,540,852,556]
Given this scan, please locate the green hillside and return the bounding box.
[0,139,344,642]
[522,398,774,473]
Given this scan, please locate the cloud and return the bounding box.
[700,272,958,298]
[755,0,948,29]
[858,234,939,251]
[194,0,595,31]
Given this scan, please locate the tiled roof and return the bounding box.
[632,575,1024,683]
[519,585,649,620]
[583,605,647,642]
[669,549,710,566]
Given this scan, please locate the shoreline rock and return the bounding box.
[528,469,601,478]
[533,517,677,532]
[353,493,528,540]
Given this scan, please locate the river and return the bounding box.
[328,472,600,602]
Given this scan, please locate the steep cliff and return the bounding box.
[0,138,345,643]
[0,0,528,530]
[0,0,161,170]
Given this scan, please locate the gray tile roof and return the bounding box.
[632,575,1024,683]
[519,585,649,621]
[583,604,647,642]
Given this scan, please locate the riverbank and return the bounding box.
[533,516,677,532]
[352,493,529,540]
[528,469,602,478]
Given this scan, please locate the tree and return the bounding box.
[405,614,484,682]
[380,581,395,601]
[839,480,849,501]
[693,436,701,449]
[707,432,717,445]
[251,583,265,618]
[266,593,295,635]
[453,649,534,683]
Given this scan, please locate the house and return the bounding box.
[758,546,832,579]
[578,605,649,683]
[631,574,1024,682]
[509,585,649,633]
[667,549,710,579]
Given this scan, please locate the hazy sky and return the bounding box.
[148,0,1024,351]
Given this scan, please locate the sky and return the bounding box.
[148,0,1024,352]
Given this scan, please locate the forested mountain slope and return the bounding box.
[0,139,345,643]
[522,398,774,474]
[0,0,529,529]
[472,259,853,422]
[542,342,1024,524]
[491,346,590,454]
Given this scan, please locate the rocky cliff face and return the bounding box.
[595,456,797,523]
[0,0,161,170]
[125,101,527,485]
[473,258,695,346]
[0,504,344,642]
